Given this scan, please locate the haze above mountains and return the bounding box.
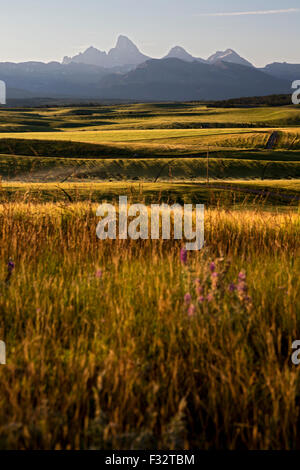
[1,35,300,103]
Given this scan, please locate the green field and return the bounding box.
[1,103,300,132]
[0,103,300,183]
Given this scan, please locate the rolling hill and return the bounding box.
[96,59,290,101]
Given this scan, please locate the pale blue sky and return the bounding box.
[0,0,299,66]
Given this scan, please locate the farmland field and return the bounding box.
[0,102,299,450]
[0,103,300,183]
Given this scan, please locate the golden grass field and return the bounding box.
[0,103,300,182]
[0,201,299,449]
[1,103,300,132]
[0,102,299,449]
[0,128,300,152]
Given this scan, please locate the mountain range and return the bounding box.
[63,38,256,70]
[1,35,299,103]
[63,35,150,69]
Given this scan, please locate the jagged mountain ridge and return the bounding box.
[63,35,255,69]
[61,35,300,82]
[63,35,150,68]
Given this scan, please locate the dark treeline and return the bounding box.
[207,94,294,108]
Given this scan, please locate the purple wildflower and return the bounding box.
[229,283,237,293]
[236,272,252,307]
[207,294,214,302]
[5,259,15,284]
[209,262,216,273]
[8,260,15,272]
[180,248,188,265]
[198,296,205,303]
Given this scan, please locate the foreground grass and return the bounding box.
[0,202,299,449]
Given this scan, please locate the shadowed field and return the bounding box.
[0,181,299,209]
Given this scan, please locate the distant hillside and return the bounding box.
[0,61,110,98]
[95,59,290,101]
[261,63,300,82]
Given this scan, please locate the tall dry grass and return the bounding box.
[0,201,299,449]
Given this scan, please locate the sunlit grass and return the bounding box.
[0,101,299,449]
[0,200,299,449]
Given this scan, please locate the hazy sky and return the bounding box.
[0,0,299,66]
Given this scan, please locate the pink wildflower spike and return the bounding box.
[237,282,247,293]
[184,293,192,305]
[207,294,214,302]
[196,285,204,296]
[198,296,205,303]
[188,304,196,317]
[238,272,246,281]
[180,248,188,265]
[95,269,103,279]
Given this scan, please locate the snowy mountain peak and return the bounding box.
[165,46,196,62]
[208,49,254,68]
